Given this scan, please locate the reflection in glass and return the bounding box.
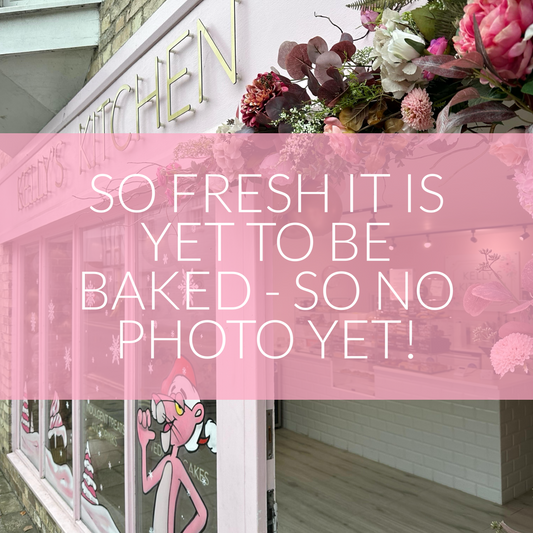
[136,398,217,532]
[135,203,217,532]
[81,222,125,533]
[21,243,40,468]
[82,400,125,533]
[45,234,73,506]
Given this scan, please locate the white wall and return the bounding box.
[283,400,504,503]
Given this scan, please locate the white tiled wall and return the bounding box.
[500,400,533,503]
[282,400,504,503]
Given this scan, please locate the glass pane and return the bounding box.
[81,221,125,533]
[82,400,125,533]
[45,235,73,507]
[136,399,217,533]
[20,243,40,469]
[81,222,125,397]
[135,203,217,532]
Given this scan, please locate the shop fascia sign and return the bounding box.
[78,0,238,168]
[16,0,238,211]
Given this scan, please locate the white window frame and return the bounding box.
[9,206,275,533]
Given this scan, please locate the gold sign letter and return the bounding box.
[167,30,192,122]
[197,0,237,103]
[136,57,161,133]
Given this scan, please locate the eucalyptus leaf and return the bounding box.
[443,102,516,132]
[473,16,499,79]
[412,55,470,79]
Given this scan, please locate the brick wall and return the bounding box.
[0,243,62,532]
[86,0,168,81]
[283,400,504,503]
[0,242,12,455]
[500,400,533,503]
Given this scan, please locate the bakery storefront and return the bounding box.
[1,1,533,533]
[0,1,277,532]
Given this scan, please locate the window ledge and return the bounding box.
[0,0,101,17]
[8,451,92,533]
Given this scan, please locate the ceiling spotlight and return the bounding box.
[470,230,478,243]
[520,226,530,241]
[369,214,378,230]
[389,238,397,251]
[424,234,432,248]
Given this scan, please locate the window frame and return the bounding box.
[10,217,135,532]
[9,203,273,533]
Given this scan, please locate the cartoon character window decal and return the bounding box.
[137,359,217,533]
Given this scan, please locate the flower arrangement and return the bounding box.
[229,0,533,136]
[464,249,533,377]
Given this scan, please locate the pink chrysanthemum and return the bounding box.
[513,162,533,217]
[490,332,533,377]
[401,88,434,131]
[240,72,288,129]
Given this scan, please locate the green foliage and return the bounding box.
[405,38,427,55]
[411,6,436,41]
[330,78,384,115]
[274,103,333,133]
[352,47,374,66]
[416,0,467,41]
[346,0,466,42]
[522,72,533,95]
[346,0,416,10]
[465,81,507,106]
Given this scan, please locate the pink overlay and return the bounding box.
[1,133,533,400]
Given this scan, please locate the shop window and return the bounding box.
[136,399,217,532]
[81,222,125,533]
[14,207,220,532]
[82,400,125,533]
[81,222,124,396]
[20,243,40,469]
[45,234,73,507]
[135,205,218,532]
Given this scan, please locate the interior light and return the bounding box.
[389,238,396,251]
[520,226,530,241]
[470,230,477,243]
[424,234,432,248]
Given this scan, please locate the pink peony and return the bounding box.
[401,88,435,131]
[361,9,379,31]
[453,0,533,81]
[490,332,533,377]
[424,37,448,80]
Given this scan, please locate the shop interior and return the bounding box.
[273,173,533,533]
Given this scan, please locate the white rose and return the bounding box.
[388,29,425,62]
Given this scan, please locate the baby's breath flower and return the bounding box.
[173,137,214,159]
[352,47,374,66]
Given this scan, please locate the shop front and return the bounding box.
[2,1,533,532]
[0,0,279,531]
